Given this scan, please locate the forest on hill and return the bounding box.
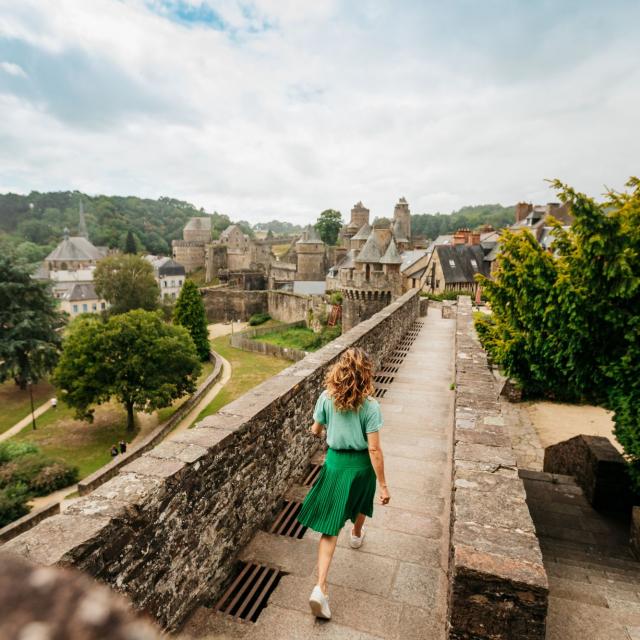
[0,190,516,269]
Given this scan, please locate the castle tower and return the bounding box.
[341,201,371,247]
[393,197,411,242]
[78,199,88,239]
[295,225,326,281]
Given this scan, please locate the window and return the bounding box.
[449,259,456,268]
[171,280,175,287]
[82,303,88,312]
[164,280,168,287]
[101,303,106,309]
[92,303,97,310]
[178,279,182,286]
[470,259,478,270]
[73,304,78,313]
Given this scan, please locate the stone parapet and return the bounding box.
[447,296,548,640]
[0,502,60,544]
[2,290,420,631]
[543,434,637,512]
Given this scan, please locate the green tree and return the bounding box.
[94,254,159,314]
[372,216,392,228]
[173,280,210,361]
[53,310,201,431]
[477,177,640,487]
[315,209,343,245]
[124,230,138,254]
[0,256,63,391]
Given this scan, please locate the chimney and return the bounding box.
[470,232,481,245]
[515,202,532,223]
[453,228,469,245]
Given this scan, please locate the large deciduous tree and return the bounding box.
[53,310,201,431]
[94,254,159,314]
[173,280,210,361]
[315,209,343,245]
[0,256,63,390]
[477,177,640,488]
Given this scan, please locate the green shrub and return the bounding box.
[329,291,343,305]
[421,291,460,301]
[0,453,78,496]
[0,441,39,464]
[249,312,271,326]
[0,482,30,527]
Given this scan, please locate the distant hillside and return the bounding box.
[0,191,256,267]
[411,204,515,239]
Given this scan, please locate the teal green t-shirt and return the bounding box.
[313,390,383,451]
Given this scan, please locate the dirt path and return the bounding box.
[0,401,52,444]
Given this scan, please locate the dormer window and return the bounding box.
[470,259,478,270]
[449,259,456,267]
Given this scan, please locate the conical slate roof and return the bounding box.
[380,237,403,264]
[352,223,372,241]
[392,218,409,243]
[355,231,381,263]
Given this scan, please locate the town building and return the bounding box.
[172,217,211,273]
[59,283,107,317]
[145,256,186,300]
[329,197,425,331]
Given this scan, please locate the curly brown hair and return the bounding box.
[325,347,375,412]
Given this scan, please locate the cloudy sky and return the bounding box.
[0,1,638,224]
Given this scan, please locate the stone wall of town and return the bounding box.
[447,296,548,640]
[3,290,420,631]
[200,287,268,322]
[230,321,308,361]
[267,290,313,323]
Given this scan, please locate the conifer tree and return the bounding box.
[124,230,137,254]
[173,280,210,361]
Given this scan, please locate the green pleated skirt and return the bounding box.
[297,448,376,536]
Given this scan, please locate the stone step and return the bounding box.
[519,468,578,485]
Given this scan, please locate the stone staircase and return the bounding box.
[179,310,456,639]
[521,470,640,640]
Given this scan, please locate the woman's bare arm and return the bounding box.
[367,431,390,505]
[310,421,324,437]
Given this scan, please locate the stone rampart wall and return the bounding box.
[201,288,268,322]
[3,290,420,631]
[447,296,548,639]
[230,321,308,362]
[267,290,313,323]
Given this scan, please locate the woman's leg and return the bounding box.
[317,533,339,594]
[352,513,366,537]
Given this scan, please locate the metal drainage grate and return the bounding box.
[373,374,395,385]
[378,365,398,374]
[303,463,322,486]
[270,500,308,539]
[373,388,387,398]
[214,562,284,623]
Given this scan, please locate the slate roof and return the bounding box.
[64,283,99,302]
[355,232,382,263]
[400,249,427,272]
[436,245,489,284]
[45,236,106,262]
[352,223,372,241]
[380,238,403,264]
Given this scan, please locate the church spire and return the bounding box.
[78,198,89,239]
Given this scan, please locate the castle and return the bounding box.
[328,197,423,331]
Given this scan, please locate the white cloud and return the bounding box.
[0,0,639,224]
[0,61,27,77]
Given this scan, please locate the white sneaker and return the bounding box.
[349,527,365,549]
[309,585,331,619]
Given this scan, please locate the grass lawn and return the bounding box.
[11,401,152,479]
[252,326,341,352]
[194,335,290,423]
[155,359,215,423]
[0,379,56,435]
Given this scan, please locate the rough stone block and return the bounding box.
[543,435,638,512]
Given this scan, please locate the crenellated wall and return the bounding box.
[2,290,421,631]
